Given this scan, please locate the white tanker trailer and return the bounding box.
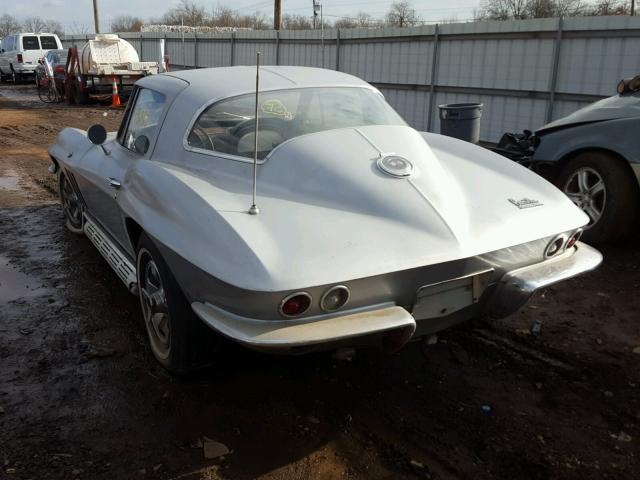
[65,34,161,105]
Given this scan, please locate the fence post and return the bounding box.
[426,24,440,132]
[546,17,564,123]
[276,31,280,65]
[230,32,236,66]
[335,29,341,71]
[194,33,198,68]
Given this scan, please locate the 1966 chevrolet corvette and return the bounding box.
[48,66,602,372]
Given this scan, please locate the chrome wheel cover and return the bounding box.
[563,167,606,227]
[138,249,171,360]
[60,175,82,227]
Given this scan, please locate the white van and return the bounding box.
[0,33,63,82]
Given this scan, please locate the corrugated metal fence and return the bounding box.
[62,15,640,143]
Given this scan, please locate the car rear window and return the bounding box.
[22,36,40,50]
[187,87,406,160]
[40,36,58,49]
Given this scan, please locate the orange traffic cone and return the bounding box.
[111,76,121,107]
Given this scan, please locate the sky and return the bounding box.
[2,0,481,33]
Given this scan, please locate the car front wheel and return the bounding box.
[557,151,639,243]
[59,173,84,234]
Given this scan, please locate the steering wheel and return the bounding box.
[230,117,294,140]
[187,125,214,151]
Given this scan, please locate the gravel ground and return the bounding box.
[0,82,639,480]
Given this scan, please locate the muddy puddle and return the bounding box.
[0,254,52,303]
[0,170,21,191]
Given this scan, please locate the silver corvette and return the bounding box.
[48,66,602,372]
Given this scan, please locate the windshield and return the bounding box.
[187,87,406,159]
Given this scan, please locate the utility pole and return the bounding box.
[274,0,281,30]
[92,0,100,33]
[313,0,322,30]
[632,0,635,16]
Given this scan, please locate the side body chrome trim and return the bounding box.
[84,215,138,294]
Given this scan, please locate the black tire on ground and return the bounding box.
[556,151,640,243]
[71,78,89,105]
[58,172,84,235]
[136,233,217,374]
[10,65,21,84]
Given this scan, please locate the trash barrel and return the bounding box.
[438,103,483,144]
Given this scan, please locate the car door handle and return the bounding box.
[108,178,121,189]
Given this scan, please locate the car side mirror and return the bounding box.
[134,135,150,155]
[88,124,107,145]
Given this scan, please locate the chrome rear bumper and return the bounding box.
[191,242,601,353]
[191,302,416,353]
[488,241,602,318]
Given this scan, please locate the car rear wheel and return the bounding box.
[9,65,21,84]
[557,152,639,243]
[136,233,216,373]
[59,173,84,234]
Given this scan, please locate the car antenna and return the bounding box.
[248,51,261,216]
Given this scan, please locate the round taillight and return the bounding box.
[279,292,311,318]
[545,234,567,258]
[320,285,350,312]
[566,229,583,249]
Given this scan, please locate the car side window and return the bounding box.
[22,36,40,50]
[121,88,167,155]
[39,36,58,50]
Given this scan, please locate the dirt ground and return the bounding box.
[0,83,639,480]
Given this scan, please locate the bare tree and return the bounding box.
[22,16,48,33]
[43,20,64,36]
[209,6,235,27]
[526,0,557,17]
[587,0,629,14]
[281,14,313,30]
[478,0,529,20]
[479,0,587,19]
[67,21,91,35]
[233,12,270,30]
[333,17,358,28]
[162,0,209,26]
[0,14,21,38]
[334,12,376,29]
[386,1,421,27]
[111,15,144,32]
[554,0,586,16]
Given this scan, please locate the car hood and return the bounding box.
[537,92,640,133]
[134,126,587,291]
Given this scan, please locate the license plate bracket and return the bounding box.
[411,269,493,320]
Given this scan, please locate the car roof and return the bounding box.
[142,66,375,107]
